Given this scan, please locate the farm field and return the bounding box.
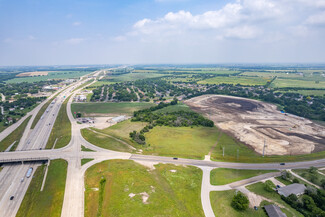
[6,70,91,83]
[134,68,239,74]
[210,190,269,217]
[210,168,276,185]
[198,76,269,85]
[271,78,325,89]
[71,102,155,116]
[107,72,166,82]
[241,71,303,78]
[17,159,67,217]
[277,89,325,96]
[84,160,204,217]
[144,126,219,159]
[246,182,303,217]
[153,103,192,113]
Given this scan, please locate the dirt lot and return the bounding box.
[16,71,50,77]
[185,95,325,155]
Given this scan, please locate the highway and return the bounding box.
[0,68,325,216]
[0,70,100,217]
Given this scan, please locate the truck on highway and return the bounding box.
[26,167,33,178]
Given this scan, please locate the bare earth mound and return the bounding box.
[185,95,325,155]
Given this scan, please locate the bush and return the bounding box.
[264,180,275,192]
[293,178,300,183]
[231,192,249,211]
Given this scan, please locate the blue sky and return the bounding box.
[1,0,325,66]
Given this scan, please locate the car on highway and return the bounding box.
[173,157,178,160]
[26,167,33,178]
[10,196,14,200]
[280,163,285,165]
[20,178,24,182]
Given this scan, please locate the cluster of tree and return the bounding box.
[112,83,138,101]
[231,192,249,211]
[0,80,60,98]
[0,72,19,83]
[282,188,325,217]
[264,180,276,192]
[0,97,45,111]
[129,131,146,144]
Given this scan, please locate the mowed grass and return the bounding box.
[81,128,133,152]
[0,116,31,152]
[198,76,269,86]
[84,160,204,217]
[87,80,116,88]
[144,126,219,159]
[81,158,94,166]
[277,89,325,96]
[210,168,276,185]
[17,159,68,217]
[272,78,325,89]
[96,119,147,143]
[107,72,166,82]
[210,190,269,217]
[46,96,71,149]
[246,182,303,217]
[71,102,155,116]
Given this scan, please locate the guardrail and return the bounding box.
[0,157,49,164]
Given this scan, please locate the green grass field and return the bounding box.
[210,168,276,185]
[17,159,67,217]
[81,158,94,165]
[246,182,303,217]
[71,102,155,116]
[198,76,269,86]
[272,78,325,89]
[6,71,91,83]
[274,177,293,185]
[81,128,133,152]
[46,97,71,149]
[87,80,116,88]
[107,72,166,82]
[153,103,192,113]
[81,145,95,152]
[0,116,31,152]
[241,71,303,78]
[278,89,325,96]
[144,126,219,159]
[84,160,204,217]
[210,190,269,217]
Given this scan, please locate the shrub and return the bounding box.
[231,192,249,211]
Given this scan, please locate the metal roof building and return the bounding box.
[264,204,287,217]
[277,183,306,197]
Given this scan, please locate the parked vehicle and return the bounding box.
[10,196,14,200]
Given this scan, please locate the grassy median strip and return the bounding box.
[85,160,204,217]
[81,128,133,152]
[210,168,276,185]
[0,115,31,152]
[81,145,95,152]
[17,159,68,217]
[81,158,94,165]
[46,96,71,149]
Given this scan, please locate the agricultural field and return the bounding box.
[105,72,166,82]
[86,80,116,88]
[71,102,155,117]
[84,160,204,217]
[277,89,325,96]
[271,78,325,89]
[152,103,192,113]
[198,76,270,86]
[210,168,275,185]
[17,159,67,217]
[6,70,91,83]
[241,71,303,78]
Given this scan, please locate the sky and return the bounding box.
[1,0,325,66]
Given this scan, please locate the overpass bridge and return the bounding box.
[0,157,49,165]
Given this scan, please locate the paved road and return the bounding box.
[1,68,325,217]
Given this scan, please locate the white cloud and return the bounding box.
[305,11,325,26]
[65,38,85,45]
[72,21,82,26]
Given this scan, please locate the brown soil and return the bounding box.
[185,95,325,155]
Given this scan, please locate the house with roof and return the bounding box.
[264,204,287,217]
[277,183,306,197]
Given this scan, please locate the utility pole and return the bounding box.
[237,149,239,160]
[223,147,225,157]
[263,139,266,157]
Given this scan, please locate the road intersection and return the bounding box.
[0,69,324,217]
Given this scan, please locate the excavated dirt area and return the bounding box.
[185,95,325,155]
